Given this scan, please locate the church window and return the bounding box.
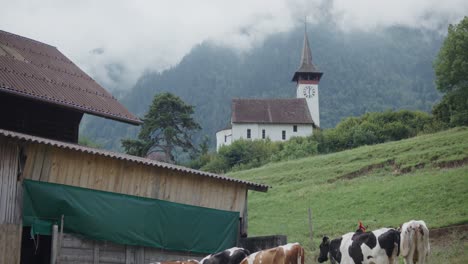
[293,125,297,132]
[247,129,251,139]
[224,135,227,142]
[282,130,286,140]
[262,129,265,139]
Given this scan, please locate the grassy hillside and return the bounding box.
[230,127,468,262]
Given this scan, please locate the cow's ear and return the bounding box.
[322,236,329,243]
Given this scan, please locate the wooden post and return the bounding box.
[308,207,314,249]
[50,224,58,264]
[57,215,64,264]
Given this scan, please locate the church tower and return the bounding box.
[292,26,323,127]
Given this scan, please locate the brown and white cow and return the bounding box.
[240,243,304,264]
[400,220,430,264]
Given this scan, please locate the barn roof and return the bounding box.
[231,98,315,125]
[0,30,141,125]
[0,128,269,192]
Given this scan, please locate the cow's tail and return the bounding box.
[419,221,430,257]
[400,223,413,257]
[298,245,305,264]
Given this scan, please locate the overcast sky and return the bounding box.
[1,0,467,91]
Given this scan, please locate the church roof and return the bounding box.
[291,30,323,82]
[0,30,141,125]
[231,98,315,125]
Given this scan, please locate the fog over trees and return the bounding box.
[81,23,444,152]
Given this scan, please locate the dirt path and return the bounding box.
[430,224,468,240]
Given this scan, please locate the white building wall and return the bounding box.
[232,123,313,142]
[216,123,314,151]
[216,128,232,150]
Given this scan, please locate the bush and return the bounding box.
[196,110,445,173]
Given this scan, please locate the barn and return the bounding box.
[0,30,268,264]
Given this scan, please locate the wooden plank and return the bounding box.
[135,247,144,264]
[56,149,70,185]
[0,143,7,223]
[86,155,99,190]
[112,162,125,194]
[14,182,22,223]
[150,167,162,199]
[64,149,75,186]
[70,152,83,187]
[99,250,126,263]
[21,143,37,180]
[125,246,134,264]
[93,241,99,264]
[121,164,135,195]
[79,154,94,188]
[0,224,21,264]
[93,156,105,191]
[48,148,61,184]
[105,159,118,192]
[0,224,5,264]
[62,234,94,249]
[30,144,46,181]
[39,146,52,182]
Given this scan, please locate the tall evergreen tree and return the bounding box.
[433,16,468,126]
[122,92,201,163]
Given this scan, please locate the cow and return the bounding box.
[150,261,199,264]
[400,220,430,264]
[240,243,304,264]
[200,247,250,264]
[318,228,400,264]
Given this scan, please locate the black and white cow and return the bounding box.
[318,228,400,264]
[199,247,250,264]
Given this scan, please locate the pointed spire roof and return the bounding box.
[292,23,323,82]
[298,30,316,72]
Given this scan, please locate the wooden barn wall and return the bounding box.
[0,137,22,264]
[59,233,204,264]
[21,142,247,216]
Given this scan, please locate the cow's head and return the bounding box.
[318,236,330,263]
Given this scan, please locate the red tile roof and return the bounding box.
[0,30,141,125]
[0,128,269,192]
[231,98,315,125]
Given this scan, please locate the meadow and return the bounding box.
[230,127,468,263]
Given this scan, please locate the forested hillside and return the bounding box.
[81,23,444,151]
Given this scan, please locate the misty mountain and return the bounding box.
[81,23,443,151]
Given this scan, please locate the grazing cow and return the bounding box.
[400,220,430,264]
[318,228,400,264]
[200,247,250,264]
[240,243,304,264]
[150,261,199,264]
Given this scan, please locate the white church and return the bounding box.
[216,30,323,151]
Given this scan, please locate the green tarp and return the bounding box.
[23,179,239,254]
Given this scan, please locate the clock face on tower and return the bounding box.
[302,86,316,98]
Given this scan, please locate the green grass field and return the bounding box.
[230,127,468,263]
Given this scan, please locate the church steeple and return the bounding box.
[291,24,323,83]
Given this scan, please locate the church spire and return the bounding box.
[291,20,323,83]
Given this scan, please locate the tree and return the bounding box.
[433,16,468,126]
[122,92,201,163]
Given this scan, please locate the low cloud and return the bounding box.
[1,0,466,91]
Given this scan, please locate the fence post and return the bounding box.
[308,207,314,249]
